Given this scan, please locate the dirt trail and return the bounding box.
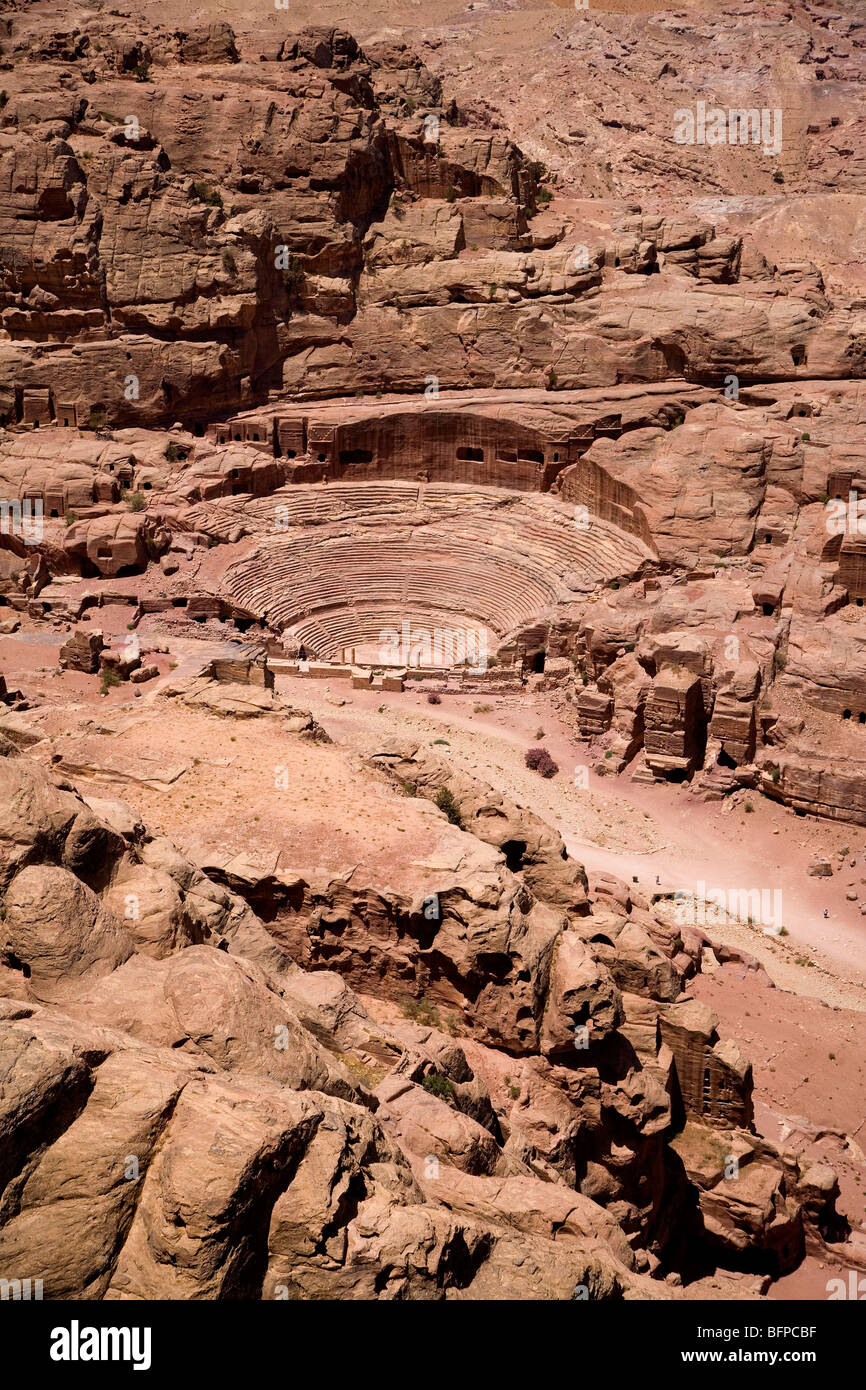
[278,674,866,1010]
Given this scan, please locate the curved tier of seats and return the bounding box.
[213,481,653,662]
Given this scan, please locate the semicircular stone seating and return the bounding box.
[211,481,653,662]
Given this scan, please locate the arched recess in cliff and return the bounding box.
[324,410,562,490]
[651,337,689,381]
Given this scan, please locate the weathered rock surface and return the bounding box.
[0,756,848,1298]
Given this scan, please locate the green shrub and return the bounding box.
[192,181,222,207]
[99,667,122,695]
[400,994,441,1027]
[422,1073,456,1101]
[434,785,463,827]
[123,490,146,512]
[282,256,305,294]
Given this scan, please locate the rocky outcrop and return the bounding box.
[368,739,590,914]
[0,755,846,1297]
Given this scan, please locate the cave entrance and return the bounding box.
[501,840,527,873]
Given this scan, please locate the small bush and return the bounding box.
[221,248,237,274]
[99,667,122,695]
[192,181,222,208]
[526,747,559,778]
[422,1073,456,1101]
[164,441,182,462]
[133,60,151,83]
[801,432,811,442]
[474,703,493,714]
[64,510,78,527]
[85,408,106,431]
[282,256,305,295]
[744,800,755,813]
[400,994,441,1028]
[434,786,463,827]
[427,693,441,705]
[122,489,146,512]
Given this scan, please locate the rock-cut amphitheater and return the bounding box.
[188,394,661,666]
[2,0,866,1318]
